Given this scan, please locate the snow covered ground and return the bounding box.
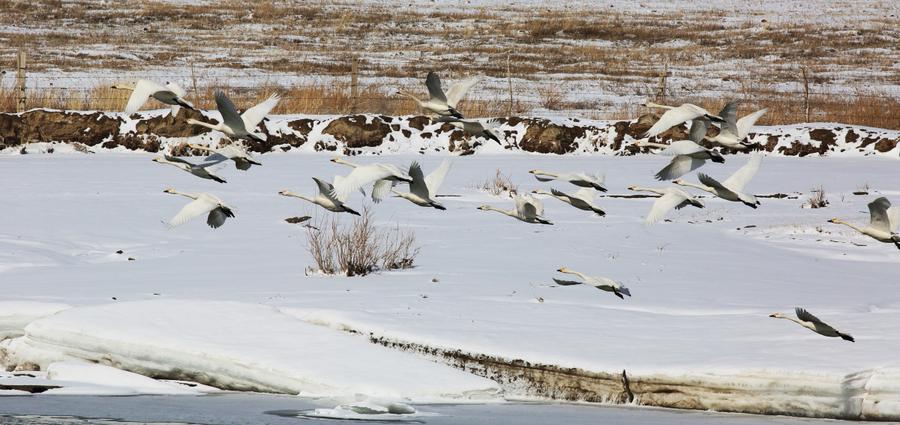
[1,152,899,419]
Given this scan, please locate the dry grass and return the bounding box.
[476,169,518,198]
[805,186,829,209]
[306,209,419,277]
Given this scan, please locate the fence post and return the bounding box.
[506,51,513,116]
[16,48,26,113]
[801,67,810,123]
[190,61,199,108]
[350,55,359,113]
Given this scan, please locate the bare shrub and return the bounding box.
[306,209,419,277]
[476,169,518,197]
[536,85,565,110]
[805,186,829,208]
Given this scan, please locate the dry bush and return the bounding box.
[536,85,565,111]
[476,169,518,197]
[306,209,419,277]
[805,186,829,209]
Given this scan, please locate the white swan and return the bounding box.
[435,117,502,143]
[394,159,452,210]
[635,139,725,180]
[673,154,762,208]
[532,188,605,216]
[627,185,704,224]
[329,161,413,203]
[188,143,261,171]
[397,72,479,118]
[706,101,768,149]
[111,79,195,116]
[478,194,552,225]
[770,308,854,342]
[279,178,361,216]
[828,197,900,249]
[186,91,280,143]
[641,101,725,139]
[528,170,606,191]
[162,188,234,229]
[152,155,228,183]
[554,267,631,299]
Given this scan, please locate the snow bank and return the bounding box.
[0,302,69,341]
[0,300,499,402]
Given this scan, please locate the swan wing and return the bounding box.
[206,206,233,229]
[698,173,738,198]
[643,105,702,138]
[162,154,194,166]
[445,76,480,108]
[549,188,574,202]
[722,154,762,192]
[868,197,893,232]
[646,190,687,224]
[408,162,429,198]
[313,177,335,195]
[688,118,710,143]
[425,158,452,195]
[888,206,900,233]
[331,165,395,202]
[659,140,706,156]
[736,108,768,139]
[241,93,281,130]
[717,101,740,135]
[124,79,163,115]
[573,188,596,203]
[370,179,393,203]
[795,308,826,326]
[167,197,218,227]
[515,194,542,218]
[425,71,448,103]
[655,155,704,181]
[214,91,247,133]
[552,278,583,286]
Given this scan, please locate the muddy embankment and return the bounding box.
[366,334,900,421]
[1,108,898,157]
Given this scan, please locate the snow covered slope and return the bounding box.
[1,153,899,419]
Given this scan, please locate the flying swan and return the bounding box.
[188,143,261,171]
[673,154,762,208]
[435,117,502,143]
[705,100,768,149]
[828,197,900,249]
[635,139,725,181]
[111,79,196,116]
[162,188,234,229]
[478,194,552,225]
[186,91,280,143]
[770,308,854,342]
[553,267,631,299]
[279,177,361,216]
[627,185,704,224]
[152,155,228,183]
[641,101,725,139]
[329,158,413,203]
[532,188,605,216]
[394,159,452,210]
[528,169,606,191]
[397,71,479,118]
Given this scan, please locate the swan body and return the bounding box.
[635,140,725,180]
[279,178,361,216]
[828,197,900,248]
[532,188,605,216]
[152,155,228,183]
[673,154,762,208]
[478,194,552,225]
[187,91,280,143]
[770,308,854,342]
[436,117,502,143]
[398,72,479,118]
[162,188,234,229]
[112,79,196,116]
[394,159,452,210]
[329,160,413,202]
[554,267,630,299]
[642,101,725,139]
[627,185,704,224]
[528,169,606,191]
[706,101,768,149]
[188,143,261,170]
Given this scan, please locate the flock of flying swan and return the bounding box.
[111,71,896,343]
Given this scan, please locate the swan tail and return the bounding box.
[343,206,361,216]
[210,174,227,184]
[838,332,855,342]
[430,202,447,211]
[535,217,553,225]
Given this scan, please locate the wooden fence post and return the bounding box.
[801,67,810,123]
[16,48,26,113]
[506,51,513,116]
[656,62,668,103]
[350,55,359,113]
[190,61,199,108]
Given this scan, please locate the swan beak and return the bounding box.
[329,158,338,163]
[827,218,838,223]
[528,170,537,174]
[768,314,777,318]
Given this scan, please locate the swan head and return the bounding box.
[827,218,842,224]
[278,190,291,196]
[152,157,163,163]
[556,267,570,273]
[627,185,639,191]
[769,312,787,319]
[528,170,539,174]
[672,179,687,185]
[110,81,136,91]
[162,188,177,194]
[476,205,491,211]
